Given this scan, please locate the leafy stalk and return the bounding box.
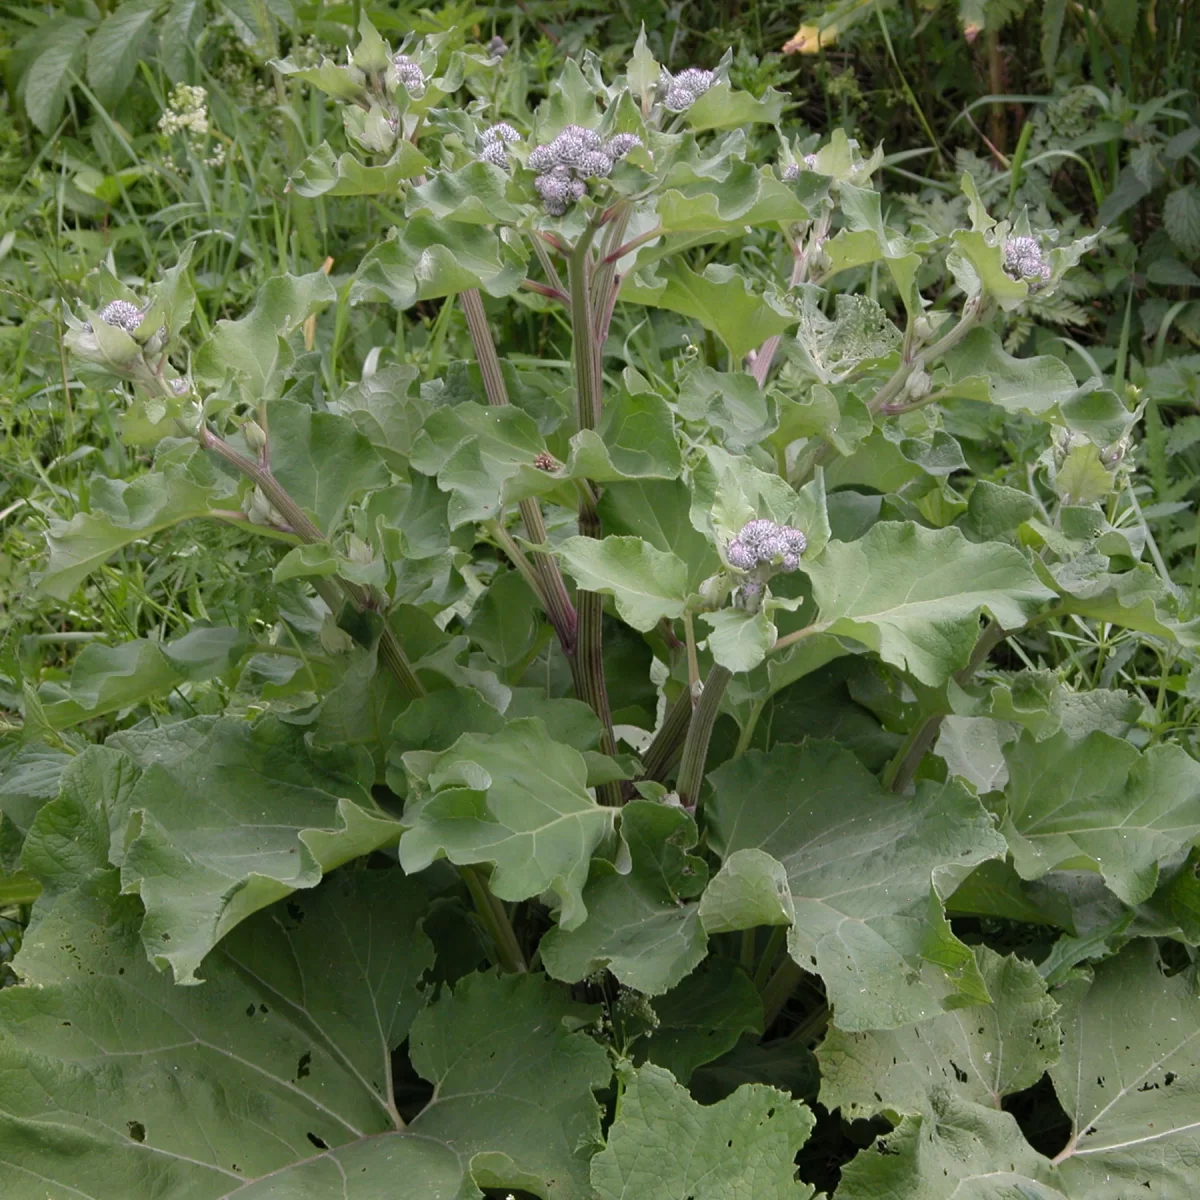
[461,864,527,974]
[460,287,578,652]
[881,621,1009,793]
[198,426,425,700]
[566,227,619,799]
[676,663,732,807]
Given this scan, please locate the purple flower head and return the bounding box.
[482,122,521,146]
[726,519,807,574]
[98,300,144,334]
[1003,235,1052,285]
[782,163,801,181]
[661,67,716,112]
[605,133,643,160]
[480,141,510,168]
[578,149,614,178]
[392,54,427,97]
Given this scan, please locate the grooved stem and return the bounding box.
[640,686,694,783]
[676,663,732,808]
[462,865,527,974]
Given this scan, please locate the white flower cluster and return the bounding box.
[1003,235,1052,286]
[528,126,643,215]
[659,67,716,112]
[726,519,807,572]
[392,53,427,97]
[158,83,209,138]
[479,122,521,169]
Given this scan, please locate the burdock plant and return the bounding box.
[30,19,1197,1200]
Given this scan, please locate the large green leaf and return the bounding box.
[684,82,787,131]
[540,801,709,996]
[819,946,1060,1119]
[566,381,683,482]
[997,730,1200,905]
[803,523,1054,686]
[407,971,611,1200]
[834,1092,1065,1200]
[115,717,400,982]
[1047,941,1200,1198]
[0,858,434,1196]
[37,628,248,730]
[398,719,615,932]
[556,536,690,631]
[642,957,764,1084]
[410,402,564,528]
[266,399,390,533]
[703,741,1006,1030]
[621,261,797,360]
[597,478,720,594]
[353,217,525,310]
[195,272,337,405]
[290,142,429,198]
[591,1063,814,1200]
[39,455,238,600]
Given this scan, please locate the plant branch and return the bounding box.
[460,287,577,653]
[198,426,424,700]
[881,621,1009,793]
[602,225,662,265]
[676,662,732,808]
[519,278,569,304]
[462,864,527,974]
[760,955,804,1030]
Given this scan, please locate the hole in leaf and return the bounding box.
[127,1121,145,1143]
[297,1052,312,1081]
[306,1133,328,1150]
[1002,1072,1071,1159]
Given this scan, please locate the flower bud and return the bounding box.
[905,367,932,401]
[242,420,267,453]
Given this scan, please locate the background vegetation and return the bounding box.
[2,0,1200,1195]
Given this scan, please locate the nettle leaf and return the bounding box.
[540,800,709,996]
[267,398,390,533]
[398,719,615,932]
[819,946,1060,1119]
[1047,941,1200,1198]
[803,523,1054,686]
[290,142,430,198]
[39,452,239,600]
[195,271,337,404]
[116,717,400,983]
[996,729,1200,905]
[353,216,524,309]
[591,1063,815,1200]
[621,261,797,360]
[641,957,764,1084]
[556,536,690,631]
[704,741,1006,1031]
